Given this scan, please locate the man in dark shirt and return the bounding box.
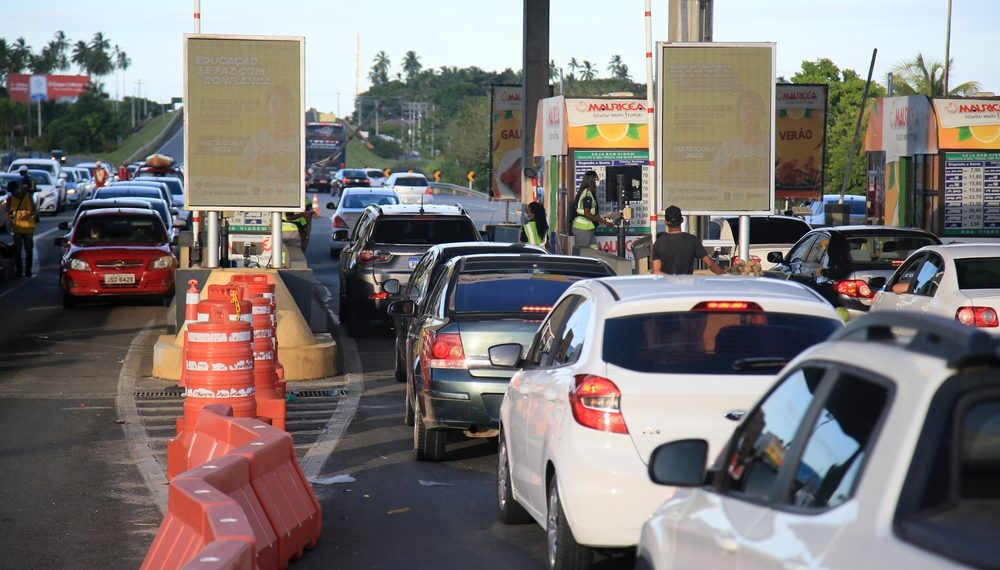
[652,205,724,275]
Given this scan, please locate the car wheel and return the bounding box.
[403,387,414,426]
[497,431,533,524]
[547,477,594,570]
[413,404,446,461]
[161,295,173,308]
[61,290,78,308]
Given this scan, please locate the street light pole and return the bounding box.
[943,0,953,96]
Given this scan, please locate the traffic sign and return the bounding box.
[433,170,442,182]
[466,170,476,182]
[29,75,47,102]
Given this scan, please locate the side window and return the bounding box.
[787,371,890,509]
[717,366,827,500]
[887,254,926,294]
[352,212,372,242]
[406,253,434,302]
[551,299,592,366]
[911,253,945,297]
[787,235,818,264]
[423,266,452,318]
[960,398,1000,500]
[528,295,580,368]
[804,233,830,265]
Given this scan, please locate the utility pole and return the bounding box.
[944,0,953,96]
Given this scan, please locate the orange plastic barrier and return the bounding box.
[148,407,321,569]
[180,541,254,570]
[250,295,285,429]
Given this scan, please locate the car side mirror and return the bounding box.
[648,439,709,486]
[58,221,70,230]
[382,279,401,295]
[54,236,68,247]
[387,299,415,316]
[173,219,187,228]
[479,230,492,242]
[767,251,784,264]
[332,229,349,241]
[488,343,524,368]
[868,276,887,291]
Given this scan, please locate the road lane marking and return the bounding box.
[0,226,65,299]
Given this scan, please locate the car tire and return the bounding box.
[161,295,173,308]
[413,404,446,461]
[61,290,78,308]
[403,387,414,426]
[547,477,594,570]
[497,431,533,524]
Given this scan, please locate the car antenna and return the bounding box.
[419,191,425,214]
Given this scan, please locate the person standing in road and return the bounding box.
[5,180,38,277]
[570,170,613,249]
[16,165,35,194]
[652,205,724,275]
[282,202,313,252]
[117,162,130,181]
[521,201,549,249]
[94,161,109,188]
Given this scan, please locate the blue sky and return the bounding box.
[12,0,998,115]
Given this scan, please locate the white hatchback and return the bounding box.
[870,243,1000,333]
[385,172,432,205]
[489,275,843,568]
[638,311,1000,570]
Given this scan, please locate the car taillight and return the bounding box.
[425,187,433,195]
[956,306,999,328]
[358,250,391,264]
[421,331,467,370]
[569,374,628,434]
[834,280,874,299]
[691,301,763,312]
[520,305,552,313]
[332,215,348,229]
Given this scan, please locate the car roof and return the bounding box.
[79,207,160,219]
[372,204,468,216]
[390,172,426,178]
[920,243,1000,259]
[585,275,838,317]
[714,214,806,222]
[343,187,395,194]
[813,225,938,236]
[430,242,546,256]
[80,198,153,208]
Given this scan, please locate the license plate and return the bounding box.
[408,258,420,269]
[104,273,136,284]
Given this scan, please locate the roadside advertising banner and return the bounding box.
[882,96,937,162]
[657,43,775,214]
[184,34,304,211]
[489,85,523,201]
[566,99,649,149]
[933,98,1000,149]
[536,95,567,157]
[7,73,89,103]
[775,84,827,200]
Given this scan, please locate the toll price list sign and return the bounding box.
[943,151,1000,236]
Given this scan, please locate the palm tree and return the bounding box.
[891,52,981,96]
[581,60,597,81]
[71,40,90,74]
[51,31,69,71]
[114,45,131,102]
[87,32,114,77]
[549,59,560,82]
[369,50,390,85]
[9,37,33,73]
[613,63,630,81]
[402,50,422,82]
[608,54,623,78]
[567,57,579,81]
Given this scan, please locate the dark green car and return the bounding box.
[388,253,616,461]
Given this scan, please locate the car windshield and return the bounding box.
[75,216,166,245]
[956,258,1000,289]
[343,170,367,178]
[371,218,477,244]
[453,272,589,313]
[29,172,52,184]
[843,234,938,264]
[393,177,428,187]
[341,194,399,209]
[602,312,841,375]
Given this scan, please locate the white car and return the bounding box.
[638,311,1000,570]
[0,170,59,216]
[707,215,812,271]
[9,158,65,208]
[385,172,432,205]
[870,244,1000,333]
[489,275,843,567]
[326,187,400,256]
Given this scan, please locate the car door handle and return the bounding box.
[713,533,739,554]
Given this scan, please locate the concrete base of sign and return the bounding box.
[153,268,337,382]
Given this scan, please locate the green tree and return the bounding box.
[402,50,422,82]
[791,58,887,196]
[566,57,579,81]
[442,96,489,187]
[608,54,630,79]
[86,32,114,77]
[369,51,391,86]
[891,52,981,96]
[8,37,33,73]
[71,40,90,74]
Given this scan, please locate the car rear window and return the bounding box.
[343,170,367,178]
[371,218,477,244]
[603,312,841,375]
[393,176,428,187]
[843,234,938,264]
[453,273,590,313]
[956,258,1000,289]
[342,194,399,209]
[76,216,167,244]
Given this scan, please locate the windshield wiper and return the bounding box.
[731,357,789,370]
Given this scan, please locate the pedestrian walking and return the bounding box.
[5,180,38,277]
[570,170,612,249]
[521,201,548,248]
[94,161,109,188]
[652,205,724,275]
[117,162,130,181]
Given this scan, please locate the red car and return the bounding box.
[55,208,177,307]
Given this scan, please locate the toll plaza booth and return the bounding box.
[532,95,652,259]
[863,95,1000,239]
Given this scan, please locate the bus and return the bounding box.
[305,122,347,171]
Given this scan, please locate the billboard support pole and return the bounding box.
[271,212,283,269]
[36,100,42,137]
[191,0,202,262]
[644,0,657,238]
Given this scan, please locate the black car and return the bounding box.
[332,169,372,195]
[337,204,485,335]
[382,241,548,382]
[765,226,941,317]
[387,253,616,461]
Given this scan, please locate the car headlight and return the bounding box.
[69,258,90,271]
[151,255,176,269]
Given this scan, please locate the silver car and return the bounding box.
[327,187,400,256]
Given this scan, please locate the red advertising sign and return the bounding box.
[6,74,89,103]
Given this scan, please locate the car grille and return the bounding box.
[95,259,144,269]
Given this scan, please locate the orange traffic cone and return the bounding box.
[312,194,319,217]
[185,279,200,325]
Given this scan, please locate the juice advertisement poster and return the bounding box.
[565,98,649,150]
[775,84,826,199]
[490,85,523,201]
